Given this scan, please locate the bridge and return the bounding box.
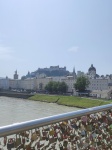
[0,104,112,149]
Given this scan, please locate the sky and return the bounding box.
[0,0,112,78]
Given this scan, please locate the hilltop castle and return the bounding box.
[21,65,74,79]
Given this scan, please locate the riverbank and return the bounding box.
[0,91,33,99]
[28,94,112,108]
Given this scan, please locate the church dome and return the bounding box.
[88,64,96,72]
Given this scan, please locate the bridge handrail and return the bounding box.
[0,104,112,137]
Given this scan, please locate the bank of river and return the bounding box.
[0,91,111,108]
[0,91,33,99]
[28,94,112,108]
[0,95,111,127]
[0,96,80,127]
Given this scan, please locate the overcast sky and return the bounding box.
[0,0,112,78]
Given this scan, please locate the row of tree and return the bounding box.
[45,76,90,93]
[45,81,68,94]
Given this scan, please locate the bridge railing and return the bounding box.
[0,104,112,149]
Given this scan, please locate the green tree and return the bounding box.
[45,81,54,93]
[45,81,68,94]
[59,82,68,93]
[52,81,58,93]
[74,76,90,92]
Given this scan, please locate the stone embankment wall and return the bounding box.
[0,92,33,99]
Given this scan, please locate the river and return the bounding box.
[0,96,80,127]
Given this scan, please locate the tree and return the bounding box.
[45,81,54,93]
[45,81,68,94]
[52,82,58,93]
[59,82,68,93]
[74,76,90,92]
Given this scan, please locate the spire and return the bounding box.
[28,71,30,75]
[73,66,76,79]
[14,70,18,79]
[15,70,17,74]
[73,66,75,73]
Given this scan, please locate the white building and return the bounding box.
[35,77,52,90]
[1,65,112,99]
[9,79,21,89]
[8,75,75,93]
[62,76,75,93]
[90,90,112,99]
[88,79,108,91]
[0,77,9,89]
[108,82,112,88]
[20,78,36,90]
[77,71,85,77]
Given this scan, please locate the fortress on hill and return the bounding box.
[21,65,74,79]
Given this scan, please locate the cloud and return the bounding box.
[68,46,79,53]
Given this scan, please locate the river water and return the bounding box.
[0,96,80,127]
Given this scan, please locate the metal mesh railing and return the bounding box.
[0,104,112,149]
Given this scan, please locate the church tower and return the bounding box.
[73,67,76,79]
[14,70,18,79]
[88,64,96,78]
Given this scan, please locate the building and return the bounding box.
[77,71,85,77]
[88,79,108,91]
[1,64,112,99]
[85,64,110,91]
[62,76,75,93]
[14,70,18,79]
[9,79,21,89]
[8,75,75,94]
[0,77,9,90]
[90,90,112,99]
[88,64,96,78]
[108,83,112,90]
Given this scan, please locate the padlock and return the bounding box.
[92,132,97,139]
[15,134,21,147]
[42,130,47,136]
[31,132,38,141]
[49,137,55,144]
[86,124,92,131]
[3,136,7,146]
[44,126,50,131]
[63,140,68,148]
[71,124,78,129]
[49,130,55,136]
[22,137,26,144]
[7,138,15,149]
[59,143,63,150]
[81,116,88,125]
[81,130,86,137]
[20,131,29,138]
[36,141,40,149]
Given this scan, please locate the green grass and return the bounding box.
[28,94,60,103]
[28,94,112,108]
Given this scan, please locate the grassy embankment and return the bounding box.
[28,94,112,108]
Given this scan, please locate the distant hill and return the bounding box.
[21,66,71,79]
[35,69,69,77]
